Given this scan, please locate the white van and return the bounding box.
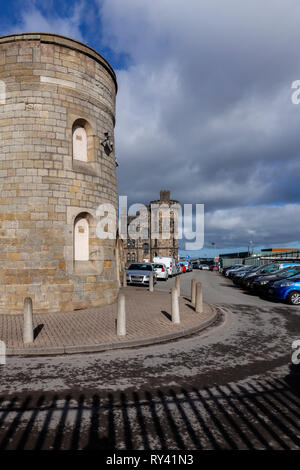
[153,256,177,277]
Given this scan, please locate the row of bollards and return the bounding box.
[117,276,203,335]
[22,278,203,342]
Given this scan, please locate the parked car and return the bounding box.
[209,264,219,271]
[176,263,182,274]
[268,277,300,304]
[231,265,257,284]
[152,263,169,281]
[152,256,177,277]
[224,265,245,277]
[126,263,157,286]
[251,266,300,294]
[222,264,244,275]
[192,261,200,269]
[179,261,189,272]
[179,262,186,273]
[200,264,209,270]
[243,263,300,289]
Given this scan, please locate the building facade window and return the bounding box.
[72,118,96,165]
[132,253,135,262]
[74,216,89,261]
[73,124,88,162]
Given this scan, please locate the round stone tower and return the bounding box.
[0,33,119,314]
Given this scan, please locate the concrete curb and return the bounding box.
[6,303,219,357]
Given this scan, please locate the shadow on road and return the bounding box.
[0,369,300,450]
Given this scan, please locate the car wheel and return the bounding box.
[287,291,300,305]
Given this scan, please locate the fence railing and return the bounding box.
[220,250,300,268]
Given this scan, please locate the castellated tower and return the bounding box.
[0,33,119,314]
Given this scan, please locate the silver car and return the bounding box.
[153,263,169,281]
[126,263,157,286]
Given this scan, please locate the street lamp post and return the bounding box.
[248,240,254,257]
[211,242,216,262]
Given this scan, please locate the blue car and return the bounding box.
[268,277,300,304]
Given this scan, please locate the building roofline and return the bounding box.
[0,32,117,93]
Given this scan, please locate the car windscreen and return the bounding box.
[128,264,152,271]
[285,270,300,279]
[274,267,300,276]
[153,264,164,268]
[259,264,280,274]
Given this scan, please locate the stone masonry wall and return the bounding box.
[0,33,119,314]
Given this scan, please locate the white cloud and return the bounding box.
[3,1,84,41]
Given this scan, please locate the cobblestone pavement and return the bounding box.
[0,287,215,354]
[0,271,300,450]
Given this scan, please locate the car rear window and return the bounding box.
[128,264,152,271]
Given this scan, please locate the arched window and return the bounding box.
[143,243,149,254]
[132,253,135,262]
[74,216,89,261]
[127,253,131,262]
[73,124,88,162]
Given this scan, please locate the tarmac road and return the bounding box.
[0,271,300,449]
[156,269,292,307]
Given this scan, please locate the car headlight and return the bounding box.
[260,280,268,285]
[277,281,294,287]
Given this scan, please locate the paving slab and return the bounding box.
[0,287,217,356]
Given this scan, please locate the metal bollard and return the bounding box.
[191,278,196,304]
[176,275,180,297]
[149,272,154,292]
[23,297,34,344]
[171,286,180,324]
[195,282,203,313]
[117,293,126,336]
[123,270,127,287]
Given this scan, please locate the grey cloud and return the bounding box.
[95,0,300,249]
[3,0,300,250]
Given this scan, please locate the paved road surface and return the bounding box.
[0,271,299,449]
[156,269,290,306]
